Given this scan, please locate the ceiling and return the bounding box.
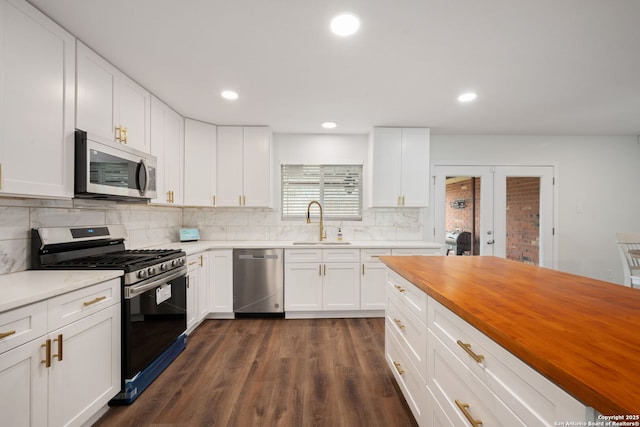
[28,0,640,135]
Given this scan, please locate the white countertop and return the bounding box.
[0,270,124,313]
[147,240,446,255]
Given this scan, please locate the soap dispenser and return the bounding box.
[337,227,343,241]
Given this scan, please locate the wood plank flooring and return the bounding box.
[94,317,418,427]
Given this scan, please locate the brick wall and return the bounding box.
[445,178,480,255]
[506,177,540,265]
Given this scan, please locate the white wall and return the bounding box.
[429,135,640,283]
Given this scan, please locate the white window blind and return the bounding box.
[281,164,362,220]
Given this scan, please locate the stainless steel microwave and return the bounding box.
[74,129,157,202]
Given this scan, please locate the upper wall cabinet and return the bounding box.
[0,0,75,199]
[217,126,272,207]
[76,41,151,153]
[369,127,430,207]
[184,119,217,206]
[151,96,184,205]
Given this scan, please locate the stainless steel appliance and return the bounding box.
[445,230,472,255]
[31,225,187,404]
[233,248,284,315]
[75,129,157,202]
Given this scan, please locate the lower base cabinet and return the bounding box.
[208,249,233,315]
[187,252,209,332]
[0,278,121,427]
[385,269,594,427]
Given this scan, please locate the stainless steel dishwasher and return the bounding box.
[233,248,284,315]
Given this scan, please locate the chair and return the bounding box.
[615,232,640,288]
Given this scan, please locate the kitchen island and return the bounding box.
[380,255,640,422]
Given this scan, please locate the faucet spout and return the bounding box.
[306,200,325,241]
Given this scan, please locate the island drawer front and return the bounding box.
[386,270,427,323]
[361,248,391,262]
[386,290,427,382]
[322,248,360,263]
[385,323,426,425]
[285,249,322,263]
[391,248,444,256]
[428,298,592,426]
[427,328,527,427]
[0,301,47,354]
[48,278,120,331]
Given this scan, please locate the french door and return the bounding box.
[433,165,555,267]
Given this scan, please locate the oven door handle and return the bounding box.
[124,266,187,299]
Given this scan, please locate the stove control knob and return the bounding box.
[171,260,177,267]
[147,267,156,275]
[160,263,167,271]
[137,270,147,279]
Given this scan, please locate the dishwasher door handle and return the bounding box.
[238,254,279,260]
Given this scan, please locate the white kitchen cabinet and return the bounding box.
[76,41,151,153]
[284,248,360,313]
[0,278,121,427]
[360,249,391,310]
[208,249,233,316]
[183,119,217,206]
[187,252,209,332]
[370,127,430,207]
[0,0,75,199]
[217,126,272,207]
[151,96,184,205]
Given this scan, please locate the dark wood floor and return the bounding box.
[94,317,418,427]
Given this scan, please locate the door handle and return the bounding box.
[487,240,495,245]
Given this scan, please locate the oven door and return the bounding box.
[123,267,187,380]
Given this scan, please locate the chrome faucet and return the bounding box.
[306,200,326,241]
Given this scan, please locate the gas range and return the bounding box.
[30,225,186,285]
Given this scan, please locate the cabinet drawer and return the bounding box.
[322,248,360,263]
[386,270,427,323]
[48,278,120,331]
[428,328,526,427]
[0,301,47,355]
[361,248,391,262]
[386,291,427,382]
[385,324,425,424]
[285,249,322,263]
[392,247,445,256]
[428,298,591,426]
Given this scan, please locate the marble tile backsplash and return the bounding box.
[0,197,424,275]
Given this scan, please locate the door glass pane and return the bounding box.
[505,177,540,265]
[445,176,481,256]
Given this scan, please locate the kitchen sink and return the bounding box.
[292,241,352,245]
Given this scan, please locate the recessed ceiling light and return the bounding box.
[330,13,360,36]
[458,92,477,102]
[221,90,239,100]
[322,122,337,129]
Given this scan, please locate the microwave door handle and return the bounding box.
[137,159,149,195]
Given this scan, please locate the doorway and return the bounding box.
[433,165,555,267]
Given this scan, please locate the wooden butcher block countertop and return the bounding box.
[379,255,640,416]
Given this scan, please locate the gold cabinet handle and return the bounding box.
[394,285,406,293]
[243,195,246,206]
[213,195,216,206]
[323,264,326,276]
[116,126,123,142]
[53,334,63,362]
[83,296,107,307]
[122,127,128,144]
[167,191,172,203]
[393,361,405,375]
[362,264,365,275]
[199,255,203,267]
[455,400,483,427]
[393,318,406,329]
[41,339,51,368]
[397,195,401,206]
[457,340,485,364]
[188,261,198,266]
[0,330,16,340]
[239,195,242,206]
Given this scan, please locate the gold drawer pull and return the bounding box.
[393,361,405,375]
[0,330,16,339]
[83,296,107,307]
[53,334,63,361]
[41,339,51,368]
[457,340,485,363]
[393,318,406,329]
[394,285,406,293]
[455,400,483,427]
